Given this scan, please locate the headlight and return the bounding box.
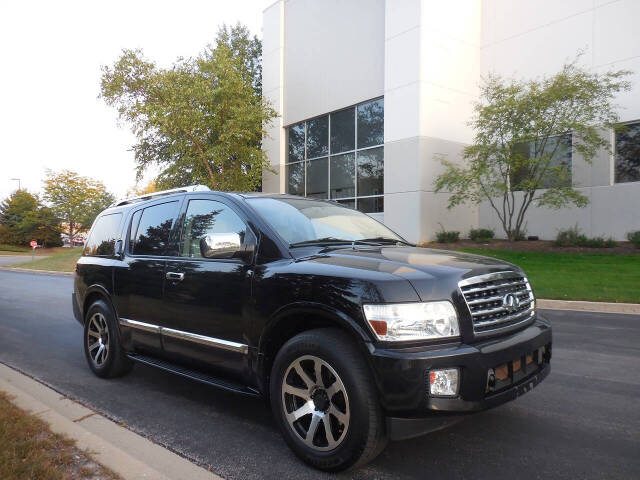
[362,301,460,341]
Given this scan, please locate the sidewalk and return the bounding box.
[0,362,221,480]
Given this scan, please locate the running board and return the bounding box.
[127,353,260,397]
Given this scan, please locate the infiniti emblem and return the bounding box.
[502,293,520,312]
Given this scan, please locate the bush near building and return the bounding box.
[435,225,460,243]
[555,226,616,248]
[627,231,640,248]
[469,228,495,243]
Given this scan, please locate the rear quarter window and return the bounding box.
[84,213,123,256]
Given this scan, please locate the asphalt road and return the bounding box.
[0,255,38,266]
[0,270,638,480]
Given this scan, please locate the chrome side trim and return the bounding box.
[119,318,161,333]
[119,318,248,354]
[162,327,249,354]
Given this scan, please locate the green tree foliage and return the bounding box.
[100,24,276,191]
[434,56,632,240]
[0,190,62,247]
[43,170,115,241]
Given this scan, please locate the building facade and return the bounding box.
[261,0,640,243]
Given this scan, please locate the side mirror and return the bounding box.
[199,233,242,259]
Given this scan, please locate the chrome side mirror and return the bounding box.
[199,232,242,259]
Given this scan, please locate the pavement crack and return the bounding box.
[73,412,97,423]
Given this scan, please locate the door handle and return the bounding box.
[166,272,185,282]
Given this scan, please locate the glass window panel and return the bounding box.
[307,116,328,158]
[615,122,640,183]
[330,153,355,199]
[357,197,384,214]
[357,98,384,148]
[286,162,305,196]
[336,199,356,209]
[180,200,247,258]
[357,147,384,196]
[287,122,305,162]
[132,201,179,256]
[84,213,122,256]
[330,108,355,154]
[512,134,572,190]
[306,157,328,199]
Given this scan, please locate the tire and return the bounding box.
[270,328,387,471]
[83,299,133,378]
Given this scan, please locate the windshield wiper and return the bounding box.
[358,237,413,246]
[289,237,352,247]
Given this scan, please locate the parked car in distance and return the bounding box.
[73,185,552,471]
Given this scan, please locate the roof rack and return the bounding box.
[112,185,210,207]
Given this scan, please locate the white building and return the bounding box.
[261,0,640,243]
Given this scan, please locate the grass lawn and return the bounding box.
[8,247,82,272]
[0,391,119,480]
[458,248,640,303]
[0,244,31,254]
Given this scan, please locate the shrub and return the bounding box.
[581,237,616,248]
[513,228,527,242]
[555,225,585,246]
[436,224,460,243]
[555,226,616,248]
[627,231,640,248]
[469,228,495,243]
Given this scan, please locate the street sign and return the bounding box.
[30,240,37,248]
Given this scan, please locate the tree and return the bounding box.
[126,179,156,197]
[100,24,276,191]
[434,56,632,240]
[42,170,115,241]
[0,190,62,247]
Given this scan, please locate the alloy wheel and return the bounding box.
[281,355,350,451]
[87,312,110,367]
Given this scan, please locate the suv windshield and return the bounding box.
[247,197,407,246]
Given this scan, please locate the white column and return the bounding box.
[262,0,286,193]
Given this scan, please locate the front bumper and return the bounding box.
[72,291,83,325]
[370,316,551,438]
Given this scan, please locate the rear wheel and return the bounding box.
[270,328,387,471]
[83,299,132,378]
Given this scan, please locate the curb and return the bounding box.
[0,363,221,480]
[0,267,73,276]
[538,299,640,315]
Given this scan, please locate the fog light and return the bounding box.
[429,368,459,397]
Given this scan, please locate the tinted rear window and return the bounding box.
[84,213,122,256]
[130,202,179,256]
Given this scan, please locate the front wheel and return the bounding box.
[270,328,387,471]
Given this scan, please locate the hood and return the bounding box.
[293,246,520,302]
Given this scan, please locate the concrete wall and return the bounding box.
[263,0,640,242]
[383,0,482,243]
[478,0,640,240]
[262,0,385,196]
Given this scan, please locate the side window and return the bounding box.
[180,200,247,258]
[131,202,179,256]
[84,213,122,256]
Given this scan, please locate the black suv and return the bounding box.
[73,186,551,471]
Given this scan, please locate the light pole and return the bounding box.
[10,178,21,191]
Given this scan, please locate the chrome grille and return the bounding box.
[459,271,535,336]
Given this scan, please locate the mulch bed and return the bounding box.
[421,239,640,255]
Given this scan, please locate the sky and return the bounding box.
[0,0,273,202]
